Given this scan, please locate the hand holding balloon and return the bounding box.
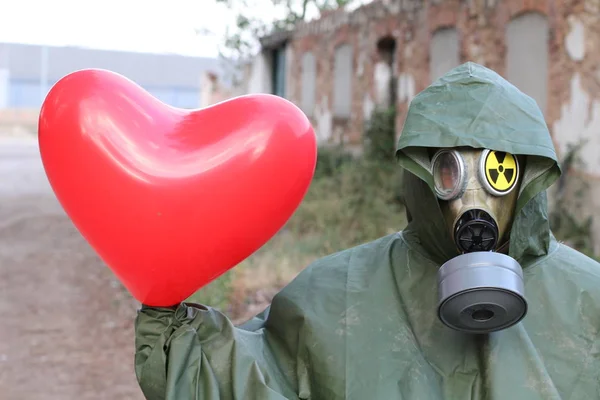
[38,69,317,306]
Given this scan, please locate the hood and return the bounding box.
[396,62,561,265]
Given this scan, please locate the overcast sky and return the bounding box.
[0,0,264,57]
[0,0,373,58]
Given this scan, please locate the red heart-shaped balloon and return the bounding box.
[38,69,316,307]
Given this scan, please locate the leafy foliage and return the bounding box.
[548,140,596,257]
[364,106,397,162]
[213,0,357,62]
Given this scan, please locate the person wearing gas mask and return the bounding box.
[134,62,600,400]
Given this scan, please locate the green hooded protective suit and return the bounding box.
[134,62,600,399]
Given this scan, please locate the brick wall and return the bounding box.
[284,0,599,161]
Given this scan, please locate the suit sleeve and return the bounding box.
[133,300,309,400]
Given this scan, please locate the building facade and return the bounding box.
[0,42,219,110]
[256,0,599,163]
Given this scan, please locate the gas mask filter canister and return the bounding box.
[432,148,527,334]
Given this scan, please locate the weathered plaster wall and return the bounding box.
[549,3,600,253]
[430,27,460,82]
[373,61,392,108]
[247,53,273,95]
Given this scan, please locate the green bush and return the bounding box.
[286,156,406,252]
[548,140,596,258]
[312,145,354,180]
[364,106,397,163]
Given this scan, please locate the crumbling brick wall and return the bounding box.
[286,0,599,156]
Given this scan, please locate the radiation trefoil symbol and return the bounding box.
[484,150,518,194]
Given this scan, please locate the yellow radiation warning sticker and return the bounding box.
[484,150,518,193]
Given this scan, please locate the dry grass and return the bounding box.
[227,232,323,324]
[186,229,345,324]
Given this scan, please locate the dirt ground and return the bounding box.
[0,135,145,399]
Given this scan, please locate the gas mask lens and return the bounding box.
[478,149,520,196]
[432,148,520,200]
[432,150,466,201]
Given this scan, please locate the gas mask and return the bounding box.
[432,147,527,334]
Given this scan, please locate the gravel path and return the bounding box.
[0,136,145,400]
